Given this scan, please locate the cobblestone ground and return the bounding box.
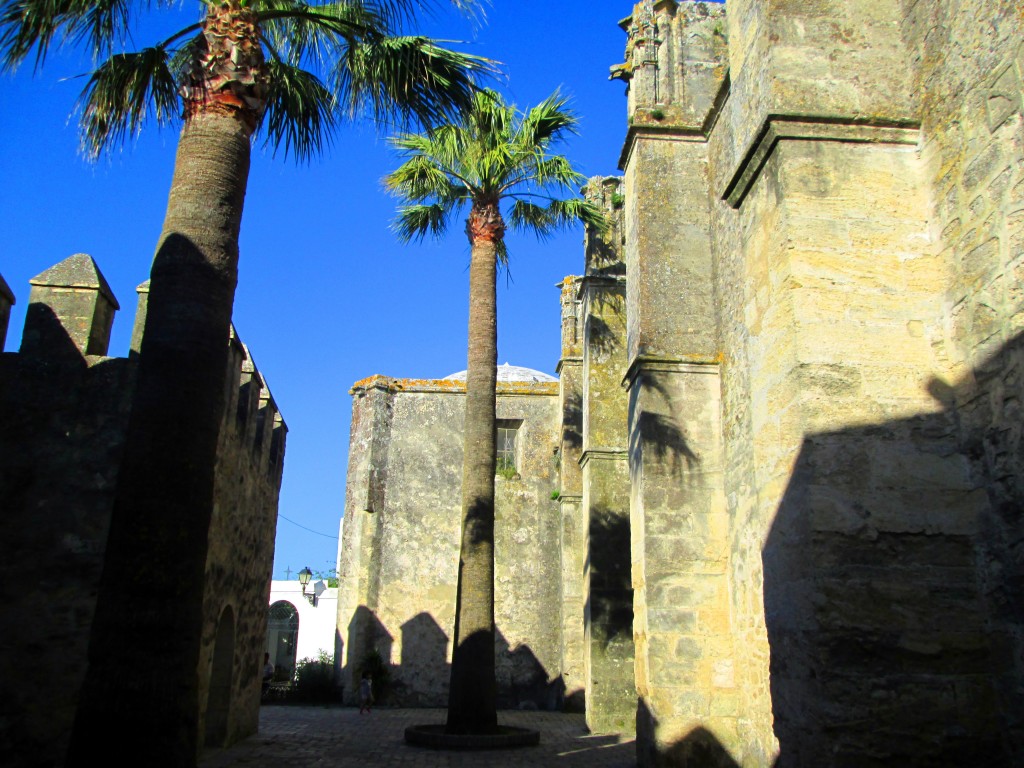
[199,705,636,768]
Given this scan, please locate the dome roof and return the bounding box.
[444,363,557,383]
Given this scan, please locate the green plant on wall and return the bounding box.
[312,566,340,588]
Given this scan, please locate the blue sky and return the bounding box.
[0,1,685,581]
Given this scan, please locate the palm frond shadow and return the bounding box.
[562,391,583,451]
[630,371,700,479]
[586,314,622,360]
[583,505,633,644]
[586,234,625,277]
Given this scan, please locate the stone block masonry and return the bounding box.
[581,178,635,735]
[0,255,287,768]
[612,0,1024,765]
[334,2,1024,764]
[337,375,563,710]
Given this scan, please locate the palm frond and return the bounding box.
[166,31,203,84]
[507,197,607,239]
[0,0,194,72]
[394,202,454,242]
[342,0,488,30]
[518,90,578,148]
[386,153,458,200]
[527,155,584,188]
[0,0,118,69]
[507,199,557,237]
[551,197,608,236]
[335,34,496,129]
[78,45,179,157]
[386,87,596,263]
[260,57,337,162]
[256,1,380,68]
[67,0,132,60]
[0,0,58,70]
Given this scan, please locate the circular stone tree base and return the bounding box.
[404,724,540,750]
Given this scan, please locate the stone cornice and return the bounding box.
[622,355,721,390]
[722,115,921,208]
[579,448,629,469]
[618,72,732,170]
[350,374,559,398]
[577,275,627,300]
[556,357,583,375]
[618,123,707,171]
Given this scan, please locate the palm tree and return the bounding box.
[386,88,606,734]
[2,1,492,765]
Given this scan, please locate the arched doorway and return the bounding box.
[205,606,234,747]
[267,601,299,679]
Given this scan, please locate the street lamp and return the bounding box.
[298,566,316,605]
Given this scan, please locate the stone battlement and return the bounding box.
[1,254,286,481]
[0,254,287,767]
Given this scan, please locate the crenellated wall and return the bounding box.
[0,255,286,767]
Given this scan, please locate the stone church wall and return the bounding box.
[333,2,1023,763]
[0,256,285,767]
[337,376,562,708]
[616,0,1024,765]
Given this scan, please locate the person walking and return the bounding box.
[358,672,374,714]
[262,652,274,699]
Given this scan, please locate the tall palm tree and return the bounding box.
[386,88,606,734]
[2,2,492,765]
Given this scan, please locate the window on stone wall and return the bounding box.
[496,419,522,476]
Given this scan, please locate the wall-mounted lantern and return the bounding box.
[297,566,316,606]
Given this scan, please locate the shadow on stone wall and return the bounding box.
[344,606,565,710]
[637,698,745,767]
[562,391,583,451]
[344,606,393,702]
[763,333,1024,767]
[630,371,700,479]
[585,505,634,643]
[0,312,132,768]
[587,314,624,360]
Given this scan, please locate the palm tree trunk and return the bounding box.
[67,107,251,768]
[67,4,263,765]
[446,202,502,734]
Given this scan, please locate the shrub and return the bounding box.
[291,651,336,703]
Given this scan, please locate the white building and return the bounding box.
[266,579,339,678]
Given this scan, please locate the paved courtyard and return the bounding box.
[200,705,636,768]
